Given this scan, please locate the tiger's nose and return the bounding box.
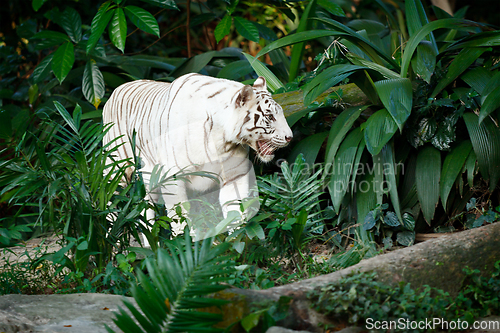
[285,135,292,142]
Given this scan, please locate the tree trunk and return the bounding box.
[272,83,370,117]
[218,222,500,332]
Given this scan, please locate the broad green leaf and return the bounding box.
[479,86,500,123]
[400,18,483,78]
[364,108,398,156]
[324,106,367,182]
[431,47,486,98]
[51,42,75,84]
[405,0,437,53]
[461,66,493,95]
[31,30,71,42]
[463,112,500,191]
[440,140,472,210]
[32,0,48,11]
[244,221,265,240]
[217,60,253,80]
[384,212,400,227]
[288,132,328,169]
[87,3,114,54]
[465,149,477,188]
[170,51,219,78]
[60,7,82,43]
[242,53,284,93]
[124,6,160,37]
[318,0,345,16]
[416,146,441,224]
[329,128,363,213]
[109,8,127,53]
[233,17,259,43]
[397,231,415,246]
[356,172,377,224]
[346,53,399,79]
[381,143,402,222]
[374,78,412,131]
[83,59,105,109]
[289,0,316,82]
[481,71,500,98]
[302,64,365,106]
[447,31,500,51]
[412,41,436,83]
[31,54,53,83]
[214,15,232,43]
[139,0,179,10]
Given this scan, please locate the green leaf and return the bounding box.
[405,0,437,53]
[124,6,160,37]
[302,64,365,106]
[87,3,114,54]
[412,41,436,84]
[289,0,317,82]
[244,221,265,240]
[241,311,264,332]
[463,112,500,191]
[109,8,127,53]
[83,59,105,109]
[233,17,259,43]
[214,15,232,43]
[440,140,472,210]
[287,132,328,167]
[364,108,398,155]
[32,0,48,11]
[479,86,500,123]
[329,128,363,213]
[242,53,284,93]
[416,146,441,224]
[31,54,53,83]
[139,0,179,10]
[60,7,82,43]
[324,106,367,177]
[400,18,483,78]
[381,143,402,223]
[31,30,71,42]
[397,231,415,246]
[431,47,487,98]
[217,60,253,80]
[461,67,493,95]
[374,78,412,131]
[51,42,75,84]
[53,101,78,133]
[318,0,345,16]
[170,51,219,78]
[384,212,400,227]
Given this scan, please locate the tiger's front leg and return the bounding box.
[218,169,259,232]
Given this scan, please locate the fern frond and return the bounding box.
[110,231,234,333]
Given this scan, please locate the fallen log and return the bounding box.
[222,222,500,331]
[272,83,370,118]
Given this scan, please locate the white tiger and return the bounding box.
[103,73,293,242]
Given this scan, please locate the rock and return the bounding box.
[0,293,135,333]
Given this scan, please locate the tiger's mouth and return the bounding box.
[255,140,277,162]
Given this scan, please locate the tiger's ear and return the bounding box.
[253,76,267,91]
[235,85,256,108]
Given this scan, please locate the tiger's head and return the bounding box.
[234,77,293,163]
